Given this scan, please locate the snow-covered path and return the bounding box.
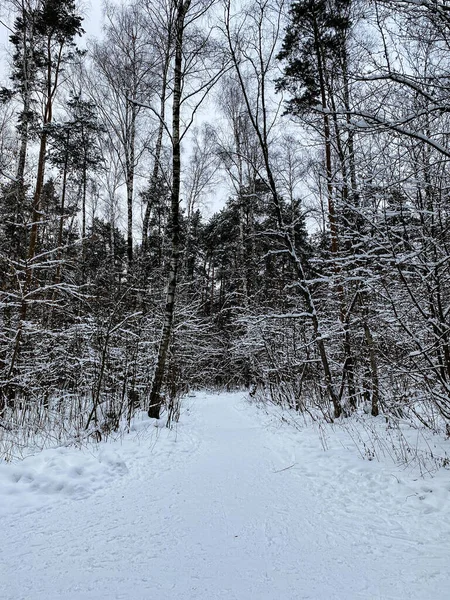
[1,392,450,600]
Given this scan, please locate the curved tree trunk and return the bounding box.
[224,1,342,418]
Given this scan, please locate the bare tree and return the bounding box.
[86,0,156,265]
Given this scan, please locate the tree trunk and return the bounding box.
[50,144,70,316]
[360,292,380,417]
[126,101,136,265]
[142,45,170,250]
[148,0,191,419]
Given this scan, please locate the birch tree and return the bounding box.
[147,0,228,418]
[87,0,155,266]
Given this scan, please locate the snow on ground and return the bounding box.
[1,391,450,600]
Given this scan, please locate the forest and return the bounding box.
[1,0,450,456]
